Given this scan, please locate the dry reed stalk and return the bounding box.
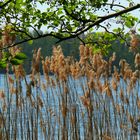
[59,69,67,82]
[63,85,68,94]
[111,78,117,91]
[113,66,120,83]
[0,90,5,99]
[42,60,49,80]
[13,65,26,79]
[79,44,85,57]
[106,86,112,98]
[50,78,56,87]
[123,68,133,81]
[2,101,7,112]
[137,97,140,109]
[130,34,140,52]
[0,40,140,139]
[31,48,42,75]
[97,80,103,93]
[37,96,44,109]
[89,46,93,58]
[84,46,90,58]
[41,82,47,91]
[131,74,137,86]
[119,59,127,77]
[2,27,15,46]
[88,79,95,91]
[120,88,125,102]
[8,76,14,84]
[80,96,90,108]
[116,104,121,113]
[61,103,67,119]
[70,64,79,79]
[103,134,113,140]
[135,53,140,68]
[9,86,16,95]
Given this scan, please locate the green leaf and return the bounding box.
[0,61,7,69]
[10,58,23,65]
[67,25,72,31]
[125,20,134,28]
[53,20,59,26]
[14,52,27,60]
[57,9,63,15]
[28,40,33,45]
[3,52,11,59]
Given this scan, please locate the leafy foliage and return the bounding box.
[10,58,24,65]
[14,52,27,60]
[0,51,27,69]
[0,0,139,49]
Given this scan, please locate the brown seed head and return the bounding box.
[135,53,140,68]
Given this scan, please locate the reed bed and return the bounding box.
[0,41,140,140]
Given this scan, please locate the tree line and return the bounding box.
[20,33,140,74]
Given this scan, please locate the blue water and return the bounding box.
[0,74,140,140]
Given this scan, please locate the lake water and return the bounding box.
[0,74,140,140]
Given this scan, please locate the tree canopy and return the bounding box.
[0,0,140,49]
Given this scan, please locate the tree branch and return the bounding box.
[1,33,62,50]
[105,3,126,9]
[0,0,12,9]
[2,3,140,49]
[57,3,140,43]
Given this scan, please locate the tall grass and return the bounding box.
[0,44,139,140]
[0,29,140,139]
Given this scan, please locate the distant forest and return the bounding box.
[4,33,140,74]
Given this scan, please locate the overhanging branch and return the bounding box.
[0,0,12,9]
[1,33,62,50]
[56,3,140,43]
[2,3,140,49]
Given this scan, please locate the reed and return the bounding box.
[0,31,140,139]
